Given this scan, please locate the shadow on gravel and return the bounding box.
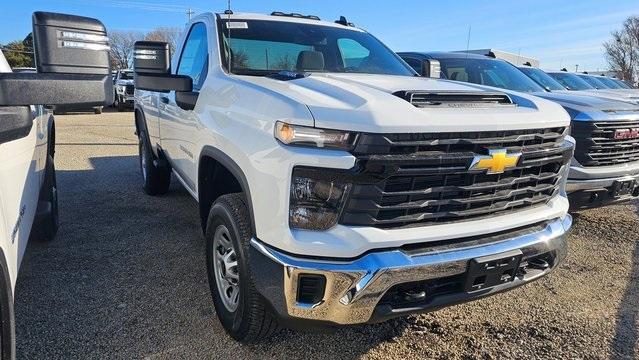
[610,206,639,359]
[15,154,405,359]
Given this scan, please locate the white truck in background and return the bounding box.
[133,11,574,342]
[0,12,112,358]
[113,69,135,111]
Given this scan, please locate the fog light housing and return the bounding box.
[289,168,351,230]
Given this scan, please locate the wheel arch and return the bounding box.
[198,146,256,235]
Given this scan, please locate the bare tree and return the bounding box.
[110,30,144,69]
[604,15,639,84]
[145,27,181,56]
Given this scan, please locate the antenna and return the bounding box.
[226,0,232,74]
[464,25,471,66]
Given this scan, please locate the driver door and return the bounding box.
[159,22,209,192]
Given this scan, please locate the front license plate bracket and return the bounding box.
[464,250,523,293]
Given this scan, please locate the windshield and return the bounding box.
[218,19,414,76]
[436,57,544,93]
[120,71,134,80]
[547,72,595,90]
[577,74,610,89]
[518,67,566,91]
[597,76,624,89]
[614,79,633,89]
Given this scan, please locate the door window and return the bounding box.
[177,22,209,91]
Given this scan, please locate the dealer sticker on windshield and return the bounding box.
[226,22,248,29]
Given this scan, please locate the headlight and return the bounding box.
[275,121,357,150]
[289,167,351,230]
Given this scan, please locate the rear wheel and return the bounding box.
[205,193,279,343]
[94,106,103,114]
[138,130,171,195]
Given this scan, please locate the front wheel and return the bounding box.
[205,193,279,343]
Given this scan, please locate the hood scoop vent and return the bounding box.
[394,91,516,108]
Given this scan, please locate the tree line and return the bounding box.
[604,15,639,85]
[1,27,181,69]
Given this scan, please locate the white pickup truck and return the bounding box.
[113,69,135,111]
[133,11,574,342]
[0,12,112,358]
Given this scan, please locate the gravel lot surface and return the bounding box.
[14,110,639,359]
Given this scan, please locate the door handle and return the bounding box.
[160,96,169,104]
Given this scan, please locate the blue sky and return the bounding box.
[1,0,637,71]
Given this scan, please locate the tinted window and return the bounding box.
[401,57,423,74]
[597,76,623,89]
[614,79,633,89]
[177,22,209,90]
[518,67,565,91]
[547,72,595,90]
[577,74,609,89]
[437,57,544,92]
[219,19,413,76]
[120,71,134,80]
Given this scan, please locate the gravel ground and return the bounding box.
[14,110,639,359]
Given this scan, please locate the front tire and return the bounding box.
[94,106,103,114]
[205,193,279,343]
[138,130,171,195]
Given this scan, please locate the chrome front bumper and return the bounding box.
[566,174,639,192]
[250,215,572,326]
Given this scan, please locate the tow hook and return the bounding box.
[402,290,426,302]
[528,258,550,270]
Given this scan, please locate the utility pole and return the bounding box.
[187,8,194,21]
[575,64,579,73]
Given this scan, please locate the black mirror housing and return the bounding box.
[133,41,194,93]
[135,74,193,93]
[32,11,110,75]
[0,12,113,107]
[0,106,32,146]
[176,91,199,111]
[134,41,171,74]
[421,59,441,79]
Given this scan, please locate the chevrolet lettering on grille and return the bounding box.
[470,149,521,174]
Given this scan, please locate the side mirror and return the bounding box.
[133,41,192,93]
[421,59,441,78]
[0,12,113,107]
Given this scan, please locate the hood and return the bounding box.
[237,73,570,133]
[116,79,134,86]
[534,91,639,117]
[555,89,639,105]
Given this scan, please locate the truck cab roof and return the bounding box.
[213,12,365,32]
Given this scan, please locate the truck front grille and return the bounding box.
[572,120,639,166]
[125,84,135,95]
[339,127,571,229]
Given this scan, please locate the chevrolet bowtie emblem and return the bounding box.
[470,149,521,174]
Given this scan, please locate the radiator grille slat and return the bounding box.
[339,127,570,229]
[572,120,639,166]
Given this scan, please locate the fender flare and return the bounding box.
[133,105,155,156]
[46,113,55,159]
[0,248,15,359]
[199,145,256,235]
